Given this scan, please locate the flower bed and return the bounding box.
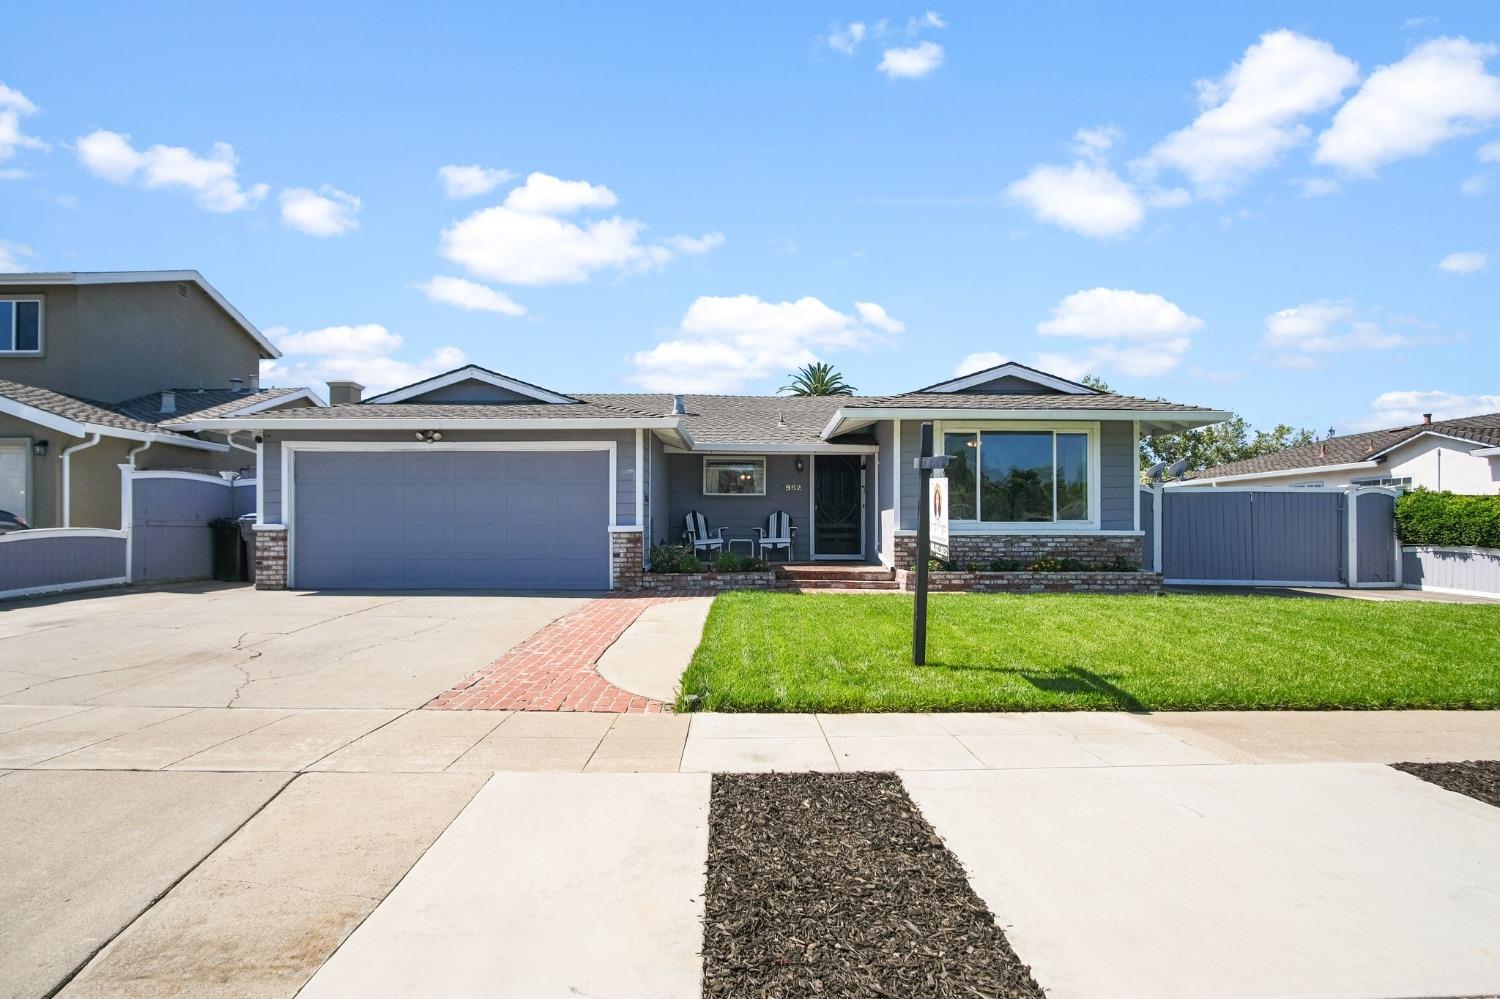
[897,568,1162,594]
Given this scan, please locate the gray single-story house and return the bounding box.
[178,361,1227,591]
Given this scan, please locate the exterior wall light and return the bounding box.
[795,457,805,473]
[415,430,443,443]
[32,439,48,457]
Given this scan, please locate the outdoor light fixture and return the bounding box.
[795,457,804,473]
[415,430,443,444]
[32,439,48,457]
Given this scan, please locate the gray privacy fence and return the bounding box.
[1141,485,1399,588]
[126,471,254,583]
[1402,546,1500,598]
[0,529,128,600]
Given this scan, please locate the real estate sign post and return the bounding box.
[913,422,949,666]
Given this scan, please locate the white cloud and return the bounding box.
[419,275,526,315]
[1070,125,1121,161]
[828,21,867,55]
[1006,161,1145,238]
[0,240,34,271]
[1316,37,1500,174]
[75,130,268,212]
[1480,140,1500,163]
[878,41,945,79]
[1261,302,1440,366]
[663,232,726,254]
[854,301,905,333]
[439,173,719,286]
[627,295,899,392]
[503,172,618,215]
[1301,176,1342,197]
[279,185,361,237]
[260,323,468,395]
[954,351,1007,376]
[0,83,47,162]
[1438,250,1488,273]
[1460,173,1493,195]
[917,10,946,30]
[437,164,515,199]
[1139,30,1359,196]
[1031,288,1202,378]
[1345,389,1500,430]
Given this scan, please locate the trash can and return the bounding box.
[211,518,246,582]
[238,513,258,583]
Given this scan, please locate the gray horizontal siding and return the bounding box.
[261,429,638,527]
[1403,546,1500,596]
[0,533,127,595]
[666,453,814,560]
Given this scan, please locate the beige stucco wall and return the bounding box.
[0,281,264,402]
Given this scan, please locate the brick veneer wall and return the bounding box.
[897,568,1162,594]
[253,526,287,590]
[634,571,779,593]
[610,530,644,591]
[893,532,1143,570]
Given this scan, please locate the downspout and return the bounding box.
[60,432,103,528]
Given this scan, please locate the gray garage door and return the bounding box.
[292,450,610,590]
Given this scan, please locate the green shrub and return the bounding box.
[1027,555,1065,572]
[1395,489,1500,548]
[988,558,1024,571]
[711,551,765,573]
[648,544,702,573]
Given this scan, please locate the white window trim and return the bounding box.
[277,440,618,590]
[701,455,767,497]
[0,296,44,356]
[934,420,1101,531]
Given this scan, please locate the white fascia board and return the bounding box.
[915,362,1096,394]
[1364,429,1492,461]
[175,416,683,432]
[365,366,576,404]
[821,407,1232,439]
[81,424,230,451]
[0,394,228,450]
[1473,446,1500,457]
[677,441,879,454]
[0,394,86,436]
[1174,460,1379,486]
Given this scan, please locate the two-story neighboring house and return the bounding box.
[0,271,321,529]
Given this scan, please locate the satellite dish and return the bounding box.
[1145,461,1167,481]
[1167,458,1189,480]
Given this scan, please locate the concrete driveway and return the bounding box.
[0,583,590,709]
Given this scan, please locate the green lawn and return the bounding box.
[677,591,1500,712]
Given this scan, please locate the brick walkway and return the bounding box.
[426,595,677,713]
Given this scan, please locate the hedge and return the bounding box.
[1394,489,1500,549]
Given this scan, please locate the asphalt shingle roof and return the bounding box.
[249,397,670,422]
[0,378,189,437]
[849,392,1218,413]
[120,387,299,424]
[1199,412,1500,479]
[580,394,848,443]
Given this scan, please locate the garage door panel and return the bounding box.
[294,449,609,590]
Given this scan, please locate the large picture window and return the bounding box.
[703,457,766,496]
[942,428,1092,524]
[0,299,43,354]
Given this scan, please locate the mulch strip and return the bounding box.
[1392,760,1500,809]
[702,771,1044,998]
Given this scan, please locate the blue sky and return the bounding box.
[3,1,1498,433]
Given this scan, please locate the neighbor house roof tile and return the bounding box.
[1198,412,1500,479]
[0,377,191,437]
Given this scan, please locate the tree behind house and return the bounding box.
[781,362,856,396]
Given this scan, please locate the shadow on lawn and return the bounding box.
[933,661,1147,711]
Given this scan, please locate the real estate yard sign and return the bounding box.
[929,475,949,561]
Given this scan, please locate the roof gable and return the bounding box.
[908,361,1098,395]
[364,365,579,405]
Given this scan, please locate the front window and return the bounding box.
[942,428,1092,523]
[0,299,42,354]
[703,457,766,496]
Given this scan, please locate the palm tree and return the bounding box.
[781,361,855,396]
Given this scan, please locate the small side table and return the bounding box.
[726,536,757,558]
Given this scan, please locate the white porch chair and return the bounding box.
[756,511,796,561]
[683,511,726,557]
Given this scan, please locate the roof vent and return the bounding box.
[230,377,245,393]
[1422,412,1433,425]
[160,390,176,414]
[176,282,189,298]
[670,394,687,416]
[776,411,788,429]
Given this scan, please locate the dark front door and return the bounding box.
[814,455,862,556]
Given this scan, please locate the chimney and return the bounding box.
[1422,413,1432,425]
[328,381,364,405]
[160,390,176,415]
[670,394,687,416]
[229,377,245,394]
